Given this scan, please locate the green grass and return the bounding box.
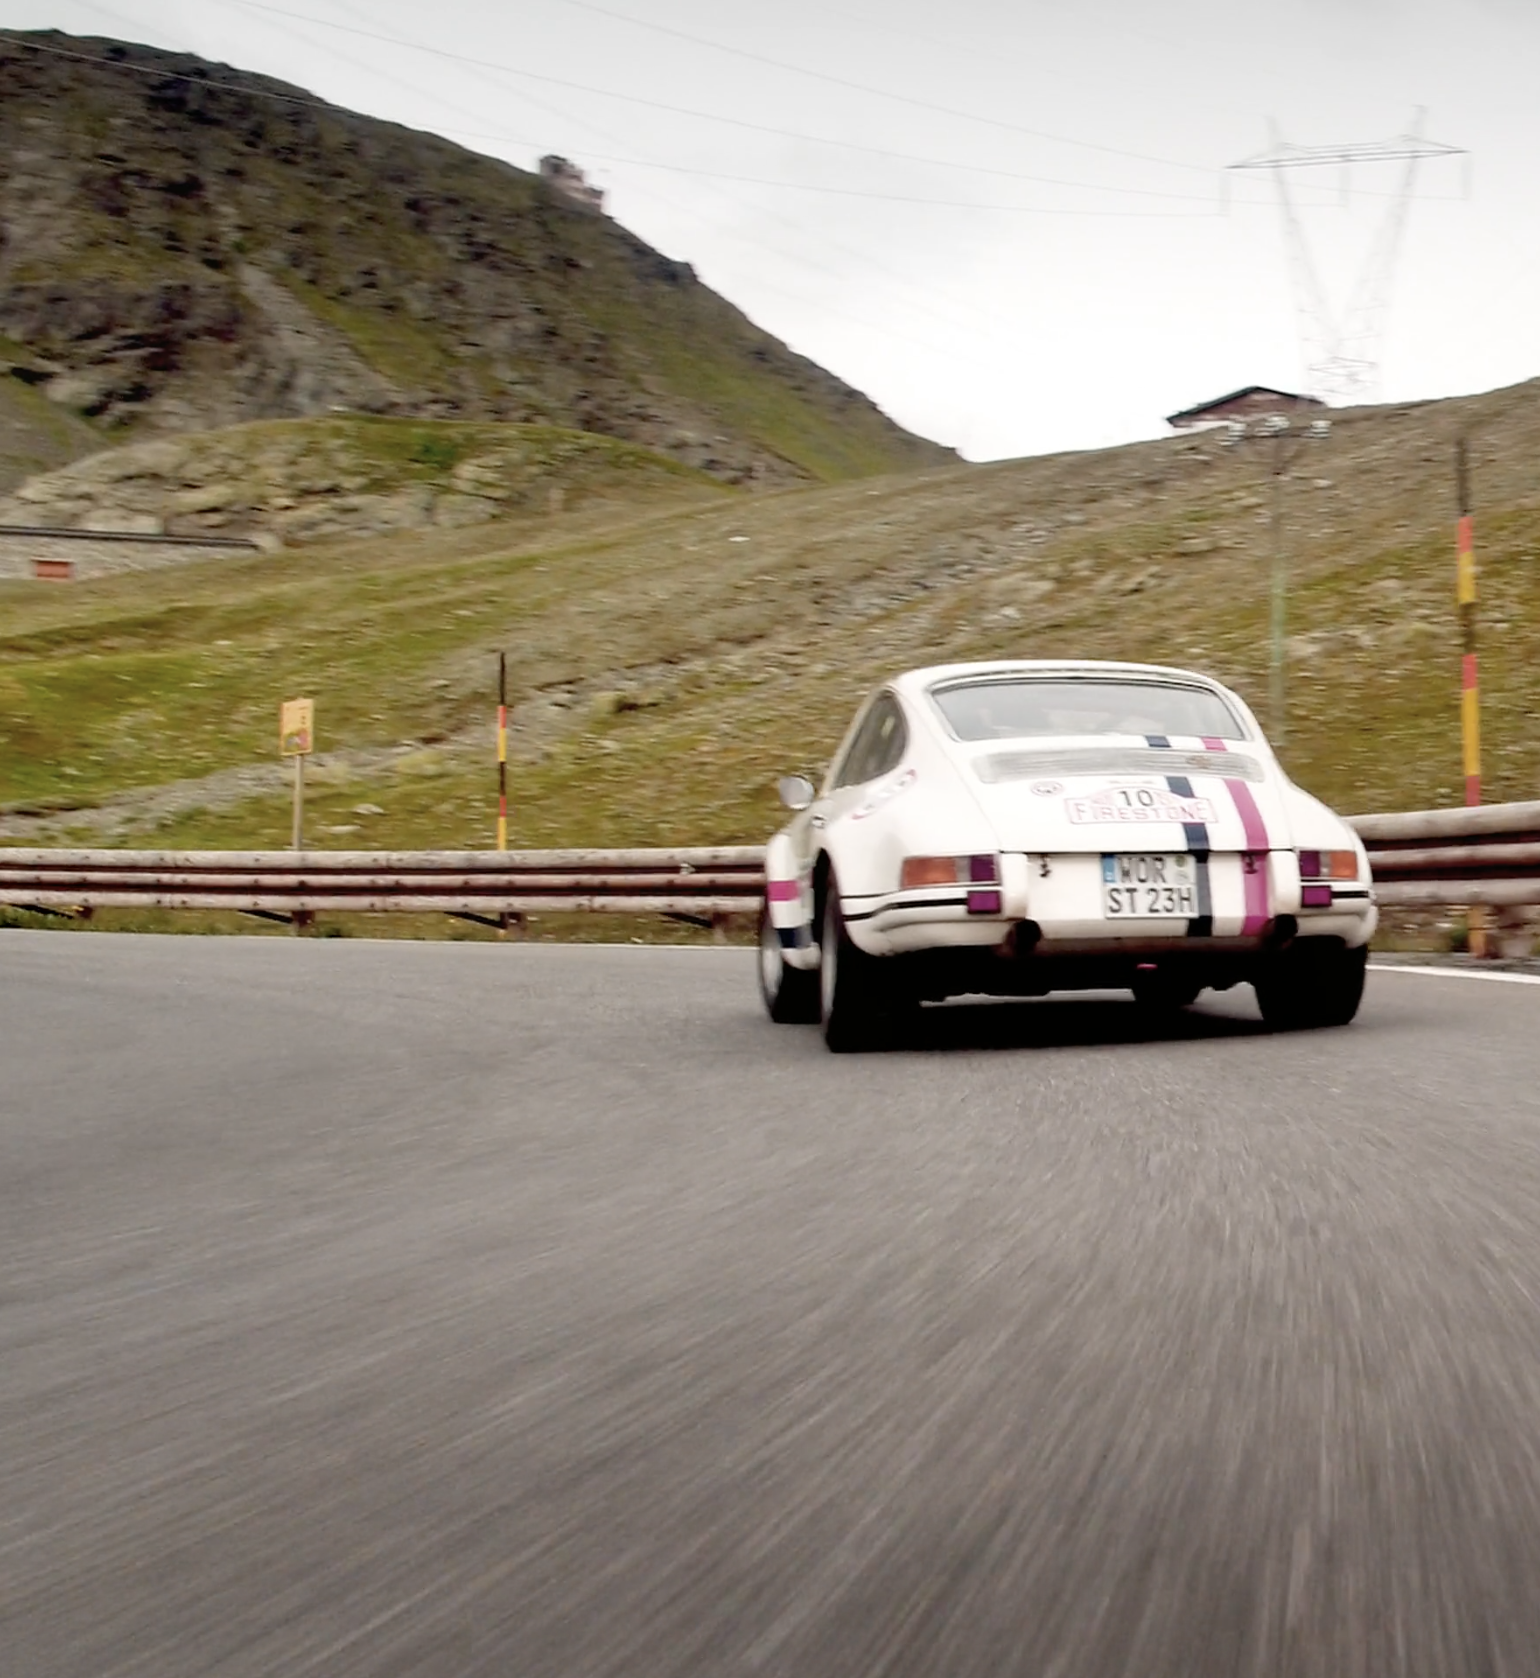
[0,366,106,491]
[638,329,917,483]
[5,379,1540,887]
[277,274,463,394]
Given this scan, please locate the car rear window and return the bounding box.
[930,679,1246,742]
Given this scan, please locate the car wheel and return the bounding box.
[819,876,886,1053]
[1130,972,1203,1013]
[1254,941,1367,1030]
[758,902,820,1024]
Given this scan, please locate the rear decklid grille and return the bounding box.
[974,745,1263,784]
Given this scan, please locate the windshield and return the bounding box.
[931,678,1246,742]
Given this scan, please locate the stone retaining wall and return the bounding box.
[0,535,266,581]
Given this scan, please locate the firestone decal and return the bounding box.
[1066,789,1217,825]
[852,767,918,821]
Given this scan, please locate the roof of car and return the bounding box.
[890,659,1229,696]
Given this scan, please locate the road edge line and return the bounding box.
[1369,962,1540,987]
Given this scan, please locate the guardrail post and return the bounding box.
[1492,907,1535,961]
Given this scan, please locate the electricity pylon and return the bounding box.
[1229,113,1466,405]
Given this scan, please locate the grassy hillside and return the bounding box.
[0,333,105,492]
[2,379,1538,863]
[0,31,953,488]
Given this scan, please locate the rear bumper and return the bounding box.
[841,849,1376,962]
[869,929,1365,1003]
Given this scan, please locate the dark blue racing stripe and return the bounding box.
[1146,743,1212,937]
[1163,774,1209,853]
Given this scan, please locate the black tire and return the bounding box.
[758,902,820,1024]
[1130,972,1203,1013]
[1254,941,1367,1031]
[819,875,887,1053]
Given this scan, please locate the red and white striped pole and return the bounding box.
[1455,439,1487,956]
[497,651,508,852]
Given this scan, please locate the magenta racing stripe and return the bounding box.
[1201,737,1271,933]
[1226,776,1271,933]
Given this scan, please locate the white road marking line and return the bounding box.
[1369,963,1540,987]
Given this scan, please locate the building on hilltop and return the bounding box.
[539,155,605,214]
[1166,386,1326,431]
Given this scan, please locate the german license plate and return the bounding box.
[1102,852,1197,918]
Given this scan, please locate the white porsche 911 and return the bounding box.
[758,659,1376,1050]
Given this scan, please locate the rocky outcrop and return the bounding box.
[0,30,955,488]
[0,415,722,547]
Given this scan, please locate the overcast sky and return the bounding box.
[3,0,1536,460]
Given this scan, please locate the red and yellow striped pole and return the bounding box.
[497,651,508,852]
[1456,439,1486,956]
[1456,443,1480,804]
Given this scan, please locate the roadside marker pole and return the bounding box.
[279,697,315,851]
[497,652,509,852]
[279,696,316,934]
[495,653,523,938]
[1455,439,1487,957]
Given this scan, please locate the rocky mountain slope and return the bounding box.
[0,30,953,494]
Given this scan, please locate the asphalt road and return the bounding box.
[4,933,1540,1678]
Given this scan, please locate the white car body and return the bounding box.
[762,660,1375,1031]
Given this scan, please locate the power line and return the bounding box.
[221,0,1235,206]
[0,29,361,113]
[199,0,1229,222]
[225,0,1206,371]
[350,0,1016,346]
[28,6,1366,217]
[3,21,1207,242]
[315,0,998,352]
[217,0,1015,372]
[54,0,180,47]
[813,0,993,62]
[580,152,1218,218]
[551,0,1217,176]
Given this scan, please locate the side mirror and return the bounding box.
[777,774,815,811]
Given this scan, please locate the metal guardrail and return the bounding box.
[0,847,765,918]
[1348,800,1540,907]
[1,803,1537,923]
[0,524,261,550]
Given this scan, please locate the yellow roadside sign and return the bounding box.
[280,698,314,757]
